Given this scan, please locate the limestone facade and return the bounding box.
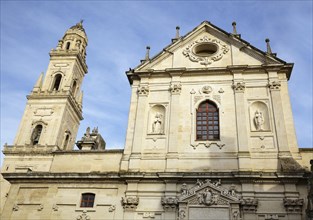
[1,21,312,220]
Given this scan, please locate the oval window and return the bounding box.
[193,43,218,57]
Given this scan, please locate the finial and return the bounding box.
[265,38,272,54]
[80,19,84,24]
[145,46,150,61]
[232,22,237,35]
[175,26,180,38]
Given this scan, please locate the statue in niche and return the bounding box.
[152,112,163,134]
[254,110,265,131]
[84,127,91,139]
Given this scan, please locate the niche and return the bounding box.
[249,101,270,131]
[148,105,166,134]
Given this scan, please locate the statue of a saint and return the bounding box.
[152,112,162,133]
[254,110,264,131]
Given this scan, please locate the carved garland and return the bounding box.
[183,36,229,66]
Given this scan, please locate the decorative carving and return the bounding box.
[12,204,19,211]
[152,112,163,134]
[254,110,265,131]
[232,81,245,92]
[190,89,196,94]
[182,36,229,66]
[37,204,44,211]
[283,198,304,213]
[77,210,90,220]
[108,205,116,212]
[161,196,178,209]
[218,88,224,93]
[138,86,149,96]
[170,83,182,94]
[232,210,240,220]
[143,212,155,218]
[178,209,186,219]
[121,196,139,211]
[52,204,58,211]
[213,95,221,104]
[191,142,225,150]
[268,81,281,90]
[197,189,219,206]
[264,214,279,220]
[181,183,188,196]
[240,198,258,213]
[201,85,212,94]
[34,108,54,117]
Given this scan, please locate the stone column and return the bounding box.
[232,71,250,171]
[268,76,290,157]
[128,81,149,171]
[166,70,183,171]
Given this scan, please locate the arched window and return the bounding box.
[71,81,77,95]
[66,42,71,50]
[52,74,62,91]
[31,124,43,145]
[80,193,95,208]
[63,134,70,149]
[196,100,219,140]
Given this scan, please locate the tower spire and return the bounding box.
[32,72,44,92]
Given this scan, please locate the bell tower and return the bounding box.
[13,21,88,150]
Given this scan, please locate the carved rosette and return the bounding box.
[240,198,258,213]
[137,86,149,96]
[232,82,245,92]
[161,196,178,210]
[170,83,182,95]
[182,36,229,66]
[283,198,304,213]
[121,196,139,211]
[268,81,281,90]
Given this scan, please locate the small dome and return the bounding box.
[64,20,88,41]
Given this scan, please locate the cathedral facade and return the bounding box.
[1,21,312,220]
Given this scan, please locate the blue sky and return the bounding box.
[1,1,312,162]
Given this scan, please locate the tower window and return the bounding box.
[196,101,219,140]
[66,42,71,50]
[52,74,62,91]
[80,193,95,208]
[71,81,77,95]
[31,125,43,145]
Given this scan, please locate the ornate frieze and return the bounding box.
[283,198,304,213]
[137,86,149,96]
[170,83,182,95]
[268,81,281,90]
[161,196,178,210]
[240,198,258,213]
[232,81,245,92]
[121,196,139,211]
[182,36,229,66]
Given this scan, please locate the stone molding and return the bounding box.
[283,198,304,213]
[240,198,258,213]
[121,196,139,211]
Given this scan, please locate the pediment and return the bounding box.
[134,21,286,72]
[179,179,240,206]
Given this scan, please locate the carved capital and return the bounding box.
[240,198,258,213]
[232,81,245,92]
[268,81,281,90]
[170,83,182,95]
[138,86,149,96]
[121,196,139,211]
[161,196,178,210]
[283,198,304,213]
